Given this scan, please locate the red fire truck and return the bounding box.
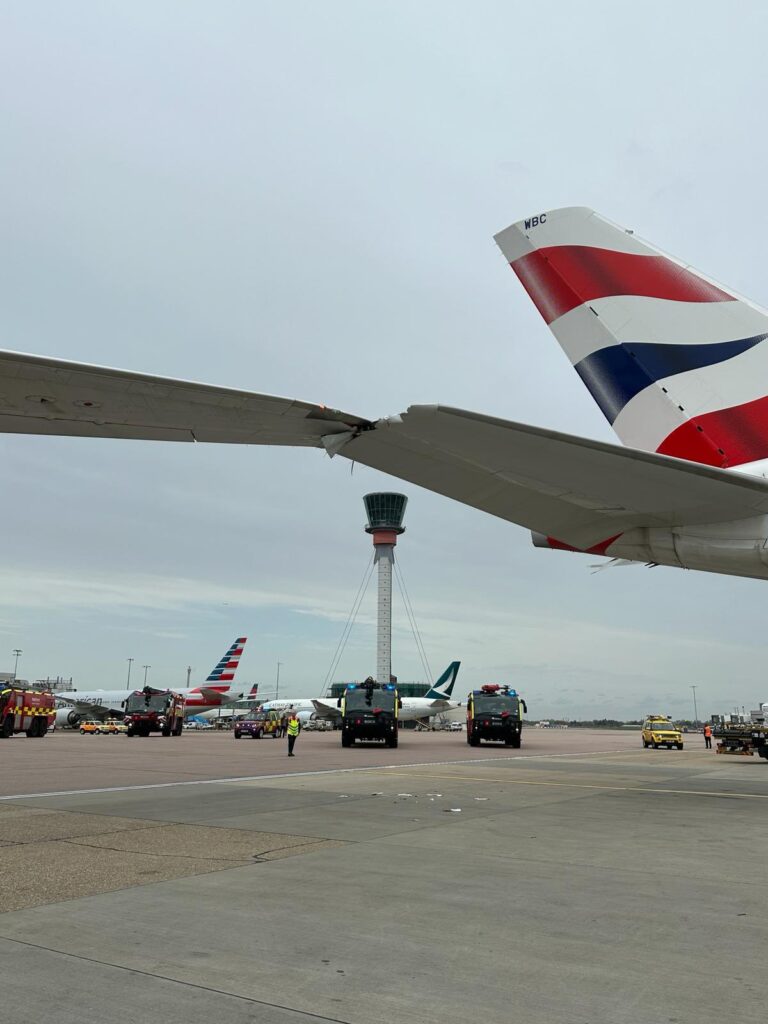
[0,686,56,738]
[124,688,186,737]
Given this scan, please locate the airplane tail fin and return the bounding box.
[494,207,768,470]
[205,637,247,683]
[424,661,460,700]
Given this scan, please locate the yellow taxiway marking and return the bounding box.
[373,770,768,801]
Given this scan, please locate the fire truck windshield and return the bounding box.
[126,693,168,714]
[345,689,396,712]
[473,695,519,715]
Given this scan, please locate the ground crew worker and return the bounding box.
[704,723,712,749]
[287,712,301,756]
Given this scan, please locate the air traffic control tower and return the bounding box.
[364,492,407,685]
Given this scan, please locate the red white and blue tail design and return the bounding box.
[205,637,247,683]
[494,207,768,470]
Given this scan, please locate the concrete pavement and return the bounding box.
[1,734,766,1023]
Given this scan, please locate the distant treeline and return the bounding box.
[541,719,700,729]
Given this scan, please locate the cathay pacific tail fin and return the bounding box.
[424,661,460,701]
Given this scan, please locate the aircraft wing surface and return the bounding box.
[311,699,341,719]
[195,687,234,702]
[3,352,768,549]
[342,405,768,549]
[0,350,368,444]
[54,694,120,718]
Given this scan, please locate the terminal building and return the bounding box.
[328,680,429,700]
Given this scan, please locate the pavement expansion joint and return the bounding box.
[372,769,768,800]
[0,934,359,1024]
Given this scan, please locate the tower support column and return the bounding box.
[374,542,394,685]
[364,493,408,685]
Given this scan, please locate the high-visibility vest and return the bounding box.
[287,719,300,737]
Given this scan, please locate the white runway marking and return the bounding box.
[0,748,638,801]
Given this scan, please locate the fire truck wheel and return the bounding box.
[1,716,13,739]
[26,719,40,738]
[38,720,48,737]
[161,727,171,737]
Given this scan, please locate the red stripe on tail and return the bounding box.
[656,395,768,468]
[512,246,732,325]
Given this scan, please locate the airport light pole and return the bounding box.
[690,685,699,726]
[143,665,151,686]
[12,649,22,681]
[275,661,282,702]
[126,658,134,688]
[186,666,192,687]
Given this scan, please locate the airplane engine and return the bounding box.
[55,708,83,728]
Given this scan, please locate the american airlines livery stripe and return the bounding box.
[206,637,247,683]
[495,207,768,468]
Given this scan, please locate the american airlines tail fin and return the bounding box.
[424,661,460,701]
[205,637,247,683]
[494,207,768,470]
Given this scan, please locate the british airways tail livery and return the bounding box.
[5,208,768,580]
[494,207,768,468]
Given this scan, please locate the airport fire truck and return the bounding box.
[340,679,400,748]
[0,685,56,738]
[466,684,527,747]
[124,688,185,737]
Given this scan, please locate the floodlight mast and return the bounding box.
[363,493,407,686]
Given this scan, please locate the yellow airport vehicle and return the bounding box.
[79,720,104,734]
[642,716,683,750]
[102,719,127,734]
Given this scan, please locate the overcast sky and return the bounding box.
[0,1,766,718]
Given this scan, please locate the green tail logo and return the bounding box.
[425,662,460,700]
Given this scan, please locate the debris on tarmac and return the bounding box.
[444,808,462,813]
